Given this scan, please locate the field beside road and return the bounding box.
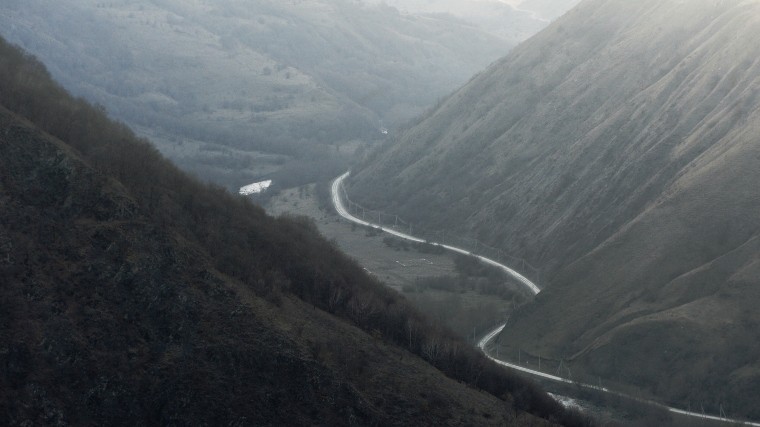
[266,184,525,340]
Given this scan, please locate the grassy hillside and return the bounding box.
[0,0,514,190]
[348,0,760,418]
[0,38,590,425]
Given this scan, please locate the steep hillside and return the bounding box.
[0,39,588,425]
[0,0,512,189]
[348,0,760,417]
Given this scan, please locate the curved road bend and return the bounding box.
[332,171,760,426]
[331,172,540,295]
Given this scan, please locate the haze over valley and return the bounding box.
[0,0,566,193]
[3,0,760,425]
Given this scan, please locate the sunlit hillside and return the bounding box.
[349,0,760,417]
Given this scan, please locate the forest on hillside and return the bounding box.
[0,0,518,192]
[346,0,760,419]
[0,37,588,426]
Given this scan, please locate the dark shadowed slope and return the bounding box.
[0,38,589,426]
[348,0,760,417]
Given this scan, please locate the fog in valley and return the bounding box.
[2,1,760,426]
[0,0,570,195]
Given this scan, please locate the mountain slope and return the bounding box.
[0,38,587,425]
[348,0,760,417]
[0,0,513,189]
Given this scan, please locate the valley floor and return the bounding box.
[265,183,521,343]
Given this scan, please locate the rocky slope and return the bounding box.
[0,38,587,426]
[348,0,760,417]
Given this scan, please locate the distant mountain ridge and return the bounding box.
[0,0,516,189]
[348,0,760,417]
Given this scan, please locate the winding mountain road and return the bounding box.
[477,324,760,425]
[331,172,540,295]
[332,171,760,426]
